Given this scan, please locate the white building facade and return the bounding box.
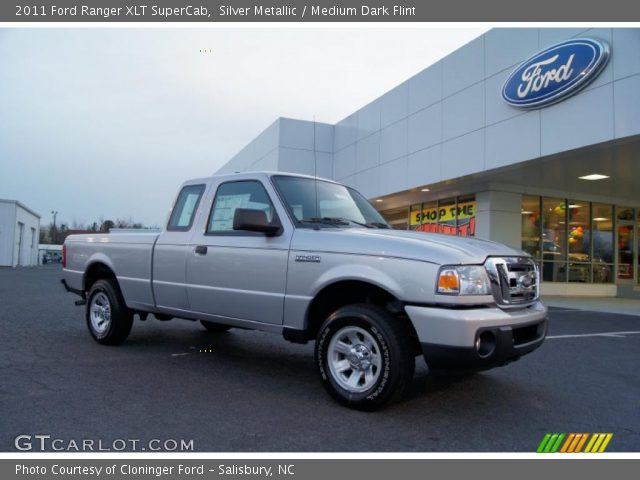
[217,28,640,298]
[0,200,41,267]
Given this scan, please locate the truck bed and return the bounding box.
[63,232,160,311]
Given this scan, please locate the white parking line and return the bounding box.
[546,331,640,339]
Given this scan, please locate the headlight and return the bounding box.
[437,265,491,295]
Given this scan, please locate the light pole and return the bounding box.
[51,210,58,244]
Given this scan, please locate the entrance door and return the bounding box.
[16,222,24,266]
[616,223,635,282]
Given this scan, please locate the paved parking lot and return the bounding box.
[1,266,639,451]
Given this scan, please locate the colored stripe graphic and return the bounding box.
[539,433,613,453]
[568,433,581,452]
[584,434,598,452]
[544,433,559,453]
[585,433,614,453]
[537,433,552,453]
[550,433,565,453]
[574,433,589,453]
[537,433,565,453]
[560,433,575,453]
[598,434,613,453]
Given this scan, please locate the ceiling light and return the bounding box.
[579,174,610,181]
[421,188,430,192]
[593,217,609,222]
[521,210,533,215]
[375,199,383,203]
[568,204,582,209]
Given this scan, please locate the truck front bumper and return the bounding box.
[405,301,547,372]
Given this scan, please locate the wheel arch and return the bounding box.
[83,260,118,293]
[301,279,418,348]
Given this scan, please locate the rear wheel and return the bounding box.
[86,279,133,345]
[315,304,414,410]
[200,320,232,333]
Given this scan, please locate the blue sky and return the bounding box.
[0,27,485,227]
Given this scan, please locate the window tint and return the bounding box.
[167,184,205,231]
[208,181,274,233]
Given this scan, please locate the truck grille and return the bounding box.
[484,257,539,308]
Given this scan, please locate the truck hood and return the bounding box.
[290,228,528,265]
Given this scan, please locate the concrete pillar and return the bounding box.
[475,191,522,249]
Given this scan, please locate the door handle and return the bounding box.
[194,245,208,255]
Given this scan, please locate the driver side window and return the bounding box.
[207,181,274,233]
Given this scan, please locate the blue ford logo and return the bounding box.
[502,38,610,109]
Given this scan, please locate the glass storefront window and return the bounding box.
[410,203,424,230]
[616,206,636,282]
[567,200,590,283]
[593,263,614,283]
[541,197,566,282]
[593,204,614,264]
[456,195,476,237]
[521,195,541,258]
[521,197,640,284]
[617,207,635,222]
[395,196,477,237]
[542,262,567,282]
[379,207,408,230]
[437,198,457,235]
[617,224,635,281]
[542,197,567,257]
[568,263,591,282]
[567,201,590,259]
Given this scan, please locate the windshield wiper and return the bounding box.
[365,222,391,229]
[300,217,373,228]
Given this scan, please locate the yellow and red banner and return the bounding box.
[411,200,476,237]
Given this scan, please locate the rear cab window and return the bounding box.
[167,184,205,231]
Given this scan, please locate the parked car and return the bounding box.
[62,172,547,409]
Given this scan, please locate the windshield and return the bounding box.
[272,176,390,229]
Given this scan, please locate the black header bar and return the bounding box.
[3,0,640,22]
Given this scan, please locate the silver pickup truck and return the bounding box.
[62,172,547,410]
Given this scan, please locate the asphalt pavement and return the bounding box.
[1,265,638,452]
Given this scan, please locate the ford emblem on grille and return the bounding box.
[484,257,539,308]
[517,272,535,290]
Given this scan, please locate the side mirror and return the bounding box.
[233,208,281,236]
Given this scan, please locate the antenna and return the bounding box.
[313,116,318,219]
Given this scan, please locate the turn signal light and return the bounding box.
[437,269,459,294]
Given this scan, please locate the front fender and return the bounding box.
[283,251,440,332]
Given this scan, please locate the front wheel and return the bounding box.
[86,279,133,345]
[315,304,414,410]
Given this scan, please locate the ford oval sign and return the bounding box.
[502,38,610,109]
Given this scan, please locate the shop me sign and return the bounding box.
[502,38,610,109]
[412,200,476,237]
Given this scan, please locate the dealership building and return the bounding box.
[216,28,640,298]
[0,199,40,267]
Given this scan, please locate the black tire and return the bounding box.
[86,279,133,345]
[315,303,415,411]
[200,320,232,333]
